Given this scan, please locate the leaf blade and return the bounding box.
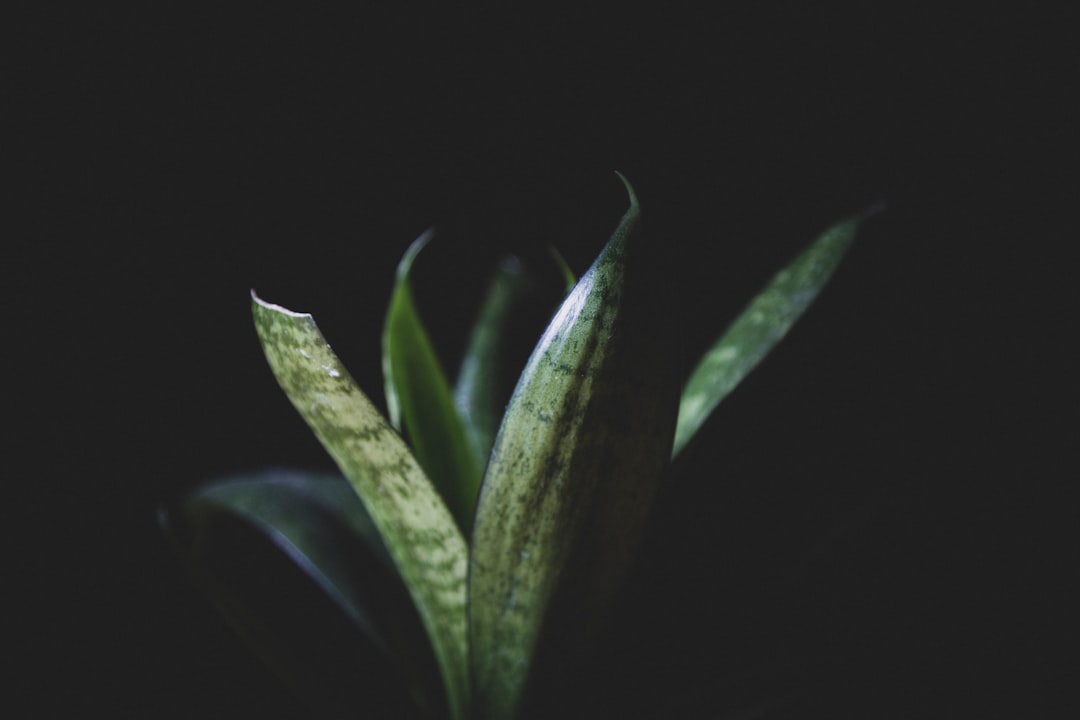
[252,294,470,720]
[189,471,396,632]
[165,469,443,717]
[468,176,679,719]
[383,231,483,533]
[453,255,533,467]
[672,216,861,457]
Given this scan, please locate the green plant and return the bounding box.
[165,175,870,719]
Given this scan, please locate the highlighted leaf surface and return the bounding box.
[253,294,470,720]
[672,216,861,457]
[468,179,679,719]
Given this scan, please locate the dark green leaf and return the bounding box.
[468,175,680,719]
[252,294,470,720]
[163,469,442,718]
[672,215,862,457]
[383,231,483,533]
[453,255,534,467]
[187,471,397,639]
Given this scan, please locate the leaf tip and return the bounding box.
[397,228,437,280]
[250,290,313,319]
[613,170,639,210]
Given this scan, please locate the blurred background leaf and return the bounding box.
[453,255,536,469]
[161,469,441,719]
[672,214,864,457]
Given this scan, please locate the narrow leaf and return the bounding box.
[453,255,534,467]
[468,176,680,719]
[672,216,862,457]
[383,230,483,533]
[252,294,470,720]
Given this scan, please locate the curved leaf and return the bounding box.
[547,245,577,294]
[468,175,680,719]
[383,230,483,533]
[164,469,441,717]
[453,255,534,467]
[671,215,863,457]
[188,471,396,631]
[252,294,470,720]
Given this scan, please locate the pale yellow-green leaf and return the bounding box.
[252,293,470,720]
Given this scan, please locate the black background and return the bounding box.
[13,6,1077,718]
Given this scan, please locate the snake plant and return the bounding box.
[165,175,868,719]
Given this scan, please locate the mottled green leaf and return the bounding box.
[468,176,680,720]
[165,469,442,717]
[383,231,483,533]
[453,255,534,467]
[252,294,470,720]
[672,216,862,457]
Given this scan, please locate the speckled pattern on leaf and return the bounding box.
[252,294,471,720]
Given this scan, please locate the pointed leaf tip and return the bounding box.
[395,228,436,281]
[614,171,638,208]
